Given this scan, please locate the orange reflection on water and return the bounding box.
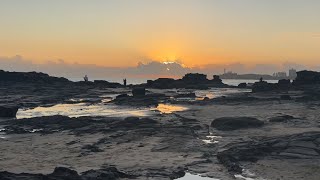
[154,104,188,114]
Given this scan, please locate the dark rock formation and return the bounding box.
[118,116,158,128]
[238,83,247,88]
[146,78,176,89]
[278,79,291,89]
[211,117,264,131]
[0,166,133,180]
[293,70,320,86]
[175,93,196,98]
[217,132,320,173]
[212,75,222,84]
[145,73,228,89]
[132,87,146,97]
[269,115,295,122]
[252,81,276,93]
[112,92,167,107]
[0,70,70,84]
[182,73,208,83]
[93,80,122,88]
[1,115,99,134]
[0,106,18,117]
[280,94,292,100]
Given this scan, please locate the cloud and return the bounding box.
[0,55,314,81]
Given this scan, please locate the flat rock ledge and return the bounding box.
[217,132,320,173]
[211,117,264,131]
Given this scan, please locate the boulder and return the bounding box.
[212,75,222,83]
[0,106,18,117]
[293,70,320,85]
[252,81,276,92]
[211,117,264,131]
[132,87,146,97]
[182,73,208,83]
[278,79,291,89]
[51,167,81,179]
[238,83,247,88]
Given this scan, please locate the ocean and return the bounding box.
[68,77,279,86]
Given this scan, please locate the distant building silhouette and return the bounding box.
[289,69,297,79]
[273,72,287,78]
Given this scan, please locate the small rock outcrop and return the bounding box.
[182,73,208,83]
[217,132,320,173]
[145,73,228,89]
[0,106,18,117]
[293,70,320,86]
[252,81,276,93]
[238,83,247,88]
[132,87,146,97]
[212,75,222,84]
[211,117,264,131]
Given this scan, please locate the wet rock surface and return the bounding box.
[0,166,133,180]
[211,117,264,131]
[1,70,320,180]
[217,132,320,173]
[0,106,18,117]
[111,93,168,107]
[269,115,296,122]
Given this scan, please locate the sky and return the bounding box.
[1,0,320,68]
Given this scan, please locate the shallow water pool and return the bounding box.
[16,103,189,119]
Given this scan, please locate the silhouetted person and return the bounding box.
[259,77,263,82]
[123,78,127,87]
[84,75,88,82]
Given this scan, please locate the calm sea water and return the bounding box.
[68,77,278,86]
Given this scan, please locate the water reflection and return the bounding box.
[17,103,153,119]
[153,104,188,114]
[176,173,220,180]
[202,135,222,144]
[195,88,251,100]
[17,103,189,119]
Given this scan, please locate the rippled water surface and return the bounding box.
[16,103,153,119]
[16,103,189,119]
[16,87,248,119]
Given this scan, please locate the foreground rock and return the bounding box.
[0,115,161,135]
[217,132,320,173]
[0,106,18,117]
[211,117,264,131]
[0,166,133,180]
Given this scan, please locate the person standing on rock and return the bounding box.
[123,78,127,87]
[84,75,89,82]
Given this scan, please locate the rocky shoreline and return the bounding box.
[0,70,320,179]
